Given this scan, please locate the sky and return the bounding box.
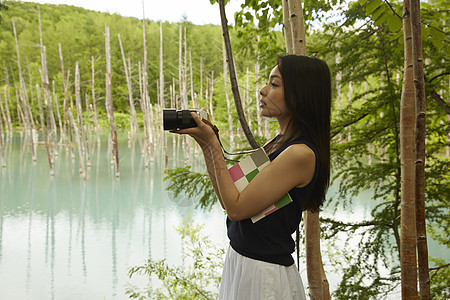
[20,0,245,25]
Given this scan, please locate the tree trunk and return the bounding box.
[118,34,142,148]
[410,0,430,298]
[105,24,119,177]
[255,55,262,137]
[223,41,235,150]
[288,0,306,55]
[36,84,54,176]
[218,0,259,149]
[209,71,215,123]
[159,21,168,168]
[282,0,293,54]
[0,106,5,168]
[284,0,329,298]
[400,0,419,297]
[142,0,153,164]
[91,56,101,144]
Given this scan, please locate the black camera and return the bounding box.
[163,109,207,131]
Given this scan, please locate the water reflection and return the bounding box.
[0,132,228,300]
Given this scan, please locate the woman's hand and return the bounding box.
[170,112,219,149]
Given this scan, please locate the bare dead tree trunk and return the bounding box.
[223,41,235,150]
[142,0,153,165]
[36,84,54,176]
[2,85,12,134]
[12,20,33,139]
[410,0,430,297]
[159,21,168,168]
[52,82,63,145]
[118,34,142,149]
[255,54,262,137]
[91,56,101,144]
[209,71,215,123]
[105,24,119,177]
[218,0,258,149]
[0,108,5,168]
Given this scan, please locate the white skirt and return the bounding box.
[219,246,307,300]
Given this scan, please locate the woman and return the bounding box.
[172,55,331,299]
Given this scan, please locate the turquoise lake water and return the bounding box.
[0,132,447,299]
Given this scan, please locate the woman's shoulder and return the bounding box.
[280,143,316,165]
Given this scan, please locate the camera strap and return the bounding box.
[202,118,258,163]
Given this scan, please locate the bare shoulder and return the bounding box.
[279,143,316,165]
[273,143,316,188]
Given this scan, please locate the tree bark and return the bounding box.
[410,0,430,298]
[218,0,259,149]
[400,0,419,297]
[282,0,293,54]
[283,0,329,298]
[288,0,306,55]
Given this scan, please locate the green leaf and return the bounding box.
[429,27,447,42]
[431,37,444,51]
[366,0,383,15]
[372,5,386,21]
[359,0,369,5]
[386,15,402,32]
[388,29,403,42]
[374,11,389,26]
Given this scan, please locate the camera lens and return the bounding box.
[163,109,198,130]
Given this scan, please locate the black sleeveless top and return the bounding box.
[226,137,319,266]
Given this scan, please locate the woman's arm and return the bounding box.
[173,112,316,221]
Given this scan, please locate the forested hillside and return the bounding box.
[0,0,282,129]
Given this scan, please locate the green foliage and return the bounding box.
[0,0,7,24]
[126,218,225,299]
[164,166,217,210]
[429,258,450,299]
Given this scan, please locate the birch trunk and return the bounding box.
[282,0,293,54]
[284,0,329,298]
[218,0,258,149]
[400,0,419,297]
[410,0,430,297]
[288,0,306,55]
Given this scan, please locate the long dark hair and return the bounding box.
[265,55,331,212]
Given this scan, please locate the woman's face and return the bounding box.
[259,66,290,121]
